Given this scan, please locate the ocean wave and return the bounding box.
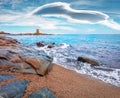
[34,43,120,87]
[77,65,120,87]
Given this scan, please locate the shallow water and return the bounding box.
[9,34,120,87]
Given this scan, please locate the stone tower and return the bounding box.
[35,29,40,35]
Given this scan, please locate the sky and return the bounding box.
[0,0,120,34]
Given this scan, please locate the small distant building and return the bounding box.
[35,29,41,35]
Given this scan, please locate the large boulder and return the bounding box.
[22,50,53,76]
[25,58,53,76]
[77,56,100,66]
[28,88,56,98]
[0,80,28,98]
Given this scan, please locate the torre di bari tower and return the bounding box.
[35,29,41,35]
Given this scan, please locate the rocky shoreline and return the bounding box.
[0,36,120,98]
[0,36,55,98]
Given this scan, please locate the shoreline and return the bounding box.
[0,36,120,98]
[1,64,120,98]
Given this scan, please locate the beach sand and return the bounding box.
[0,64,120,98]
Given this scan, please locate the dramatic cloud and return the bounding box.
[0,1,120,32]
[29,2,108,23]
[28,2,120,30]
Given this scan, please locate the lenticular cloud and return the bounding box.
[28,2,120,30]
[29,2,108,23]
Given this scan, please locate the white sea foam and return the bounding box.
[59,43,69,49]
[77,64,120,87]
[34,43,120,87]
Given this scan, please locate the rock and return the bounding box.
[0,74,15,82]
[9,54,23,63]
[47,45,53,48]
[10,62,36,74]
[28,88,56,98]
[36,42,44,47]
[25,58,53,76]
[8,39,18,44]
[47,42,55,48]
[0,80,28,98]
[77,56,99,66]
[0,49,10,60]
[20,63,36,74]
[0,40,6,46]
[0,37,18,46]
[47,44,54,48]
[0,49,22,62]
[0,60,17,71]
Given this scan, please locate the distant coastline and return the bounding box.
[0,29,52,36]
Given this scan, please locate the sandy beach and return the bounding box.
[0,64,120,98]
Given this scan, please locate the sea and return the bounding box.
[9,34,120,87]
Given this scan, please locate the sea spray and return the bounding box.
[34,43,120,87]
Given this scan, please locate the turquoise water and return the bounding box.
[10,34,120,45]
[10,34,120,68]
[9,34,120,87]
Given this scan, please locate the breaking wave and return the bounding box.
[34,43,120,87]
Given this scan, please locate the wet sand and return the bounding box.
[0,64,120,98]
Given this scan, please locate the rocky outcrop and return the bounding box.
[25,57,53,75]
[0,37,53,76]
[0,80,28,98]
[36,42,44,47]
[77,56,100,66]
[28,88,56,98]
[0,37,18,46]
[0,36,54,97]
[36,42,55,48]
